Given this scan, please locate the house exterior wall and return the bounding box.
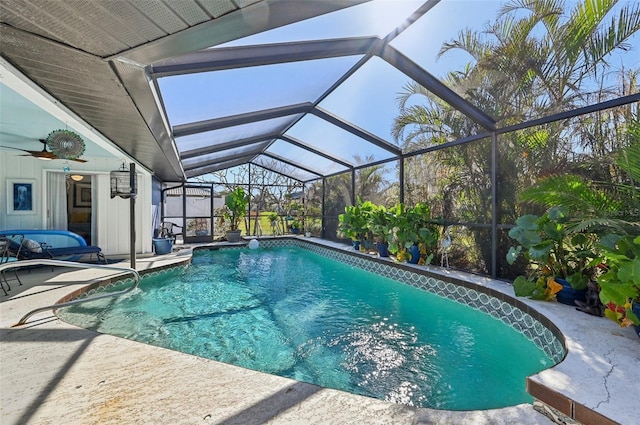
[1,152,153,255]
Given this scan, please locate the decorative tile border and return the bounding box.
[247,238,566,364]
[55,261,190,305]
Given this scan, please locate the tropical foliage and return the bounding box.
[506,137,639,323]
[597,234,640,326]
[223,186,249,232]
[506,206,599,299]
[337,198,375,242]
[392,0,640,277]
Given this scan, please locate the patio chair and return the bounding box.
[158,221,183,243]
[5,234,106,264]
[0,236,22,295]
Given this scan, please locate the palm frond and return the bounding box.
[560,0,613,67]
[520,174,621,214]
[567,216,639,235]
[438,29,491,61]
[584,2,640,72]
[617,123,640,184]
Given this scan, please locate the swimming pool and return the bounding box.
[57,239,565,410]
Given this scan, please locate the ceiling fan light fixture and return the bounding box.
[46,129,86,160]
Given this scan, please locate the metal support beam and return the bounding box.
[248,160,306,184]
[280,134,354,169]
[151,37,381,76]
[378,44,496,131]
[129,163,136,269]
[116,0,369,64]
[322,154,400,181]
[406,132,492,158]
[173,103,312,137]
[208,182,214,242]
[183,145,268,171]
[351,169,356,205]
[491,132,498,279]
[382,0,441,43]
[185,156,258,177]
[261,152,323,177]
[302,183,306,234]
[180,134,279,159]
[182,181,187,244]
[496,93,640,134]
[321,177,326,239]
[248,163,252,236]
[399,156,405,204]
[312,107,402,155]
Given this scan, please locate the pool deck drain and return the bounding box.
[1,239,637,425]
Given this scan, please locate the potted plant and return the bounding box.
[304,217,312,237]
[337,198,373,250]
[267,212,279,235]
[508,141,639,306]
[388,203,418,262]
[367,204,392,257]
[597,234,640,334]
[289,219,301,234]
[411,202,441,265]
[287,199,302,217]
[506,206,598,303]
[223,186,249,243]
[593,140,640,332]
[387,203,440,264]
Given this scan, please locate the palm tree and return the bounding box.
[323,172,352,240]
[354,154,390,205]
[393,0,640,276]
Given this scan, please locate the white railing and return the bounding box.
[0,259,140,326]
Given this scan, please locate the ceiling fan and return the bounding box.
[0,138,88,162]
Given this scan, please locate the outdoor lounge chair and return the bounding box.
[0,236,22,295]
[2,232,106,264]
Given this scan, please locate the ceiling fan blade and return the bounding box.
[2,145,55,159]
[0,145,34,154]
[33,151,57,159]
[0,145,44,156]
[2,142,88,162]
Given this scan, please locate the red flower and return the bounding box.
[606,302,626,314]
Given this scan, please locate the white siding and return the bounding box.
[95,173,152,255]
[1,152,153,255]
[1,153,44,229]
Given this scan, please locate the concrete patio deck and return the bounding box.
[1,241,637,425]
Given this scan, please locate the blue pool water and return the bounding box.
[58,246,553,410]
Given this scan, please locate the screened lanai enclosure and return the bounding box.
[2,0,638,280]
[151,0,639,280]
